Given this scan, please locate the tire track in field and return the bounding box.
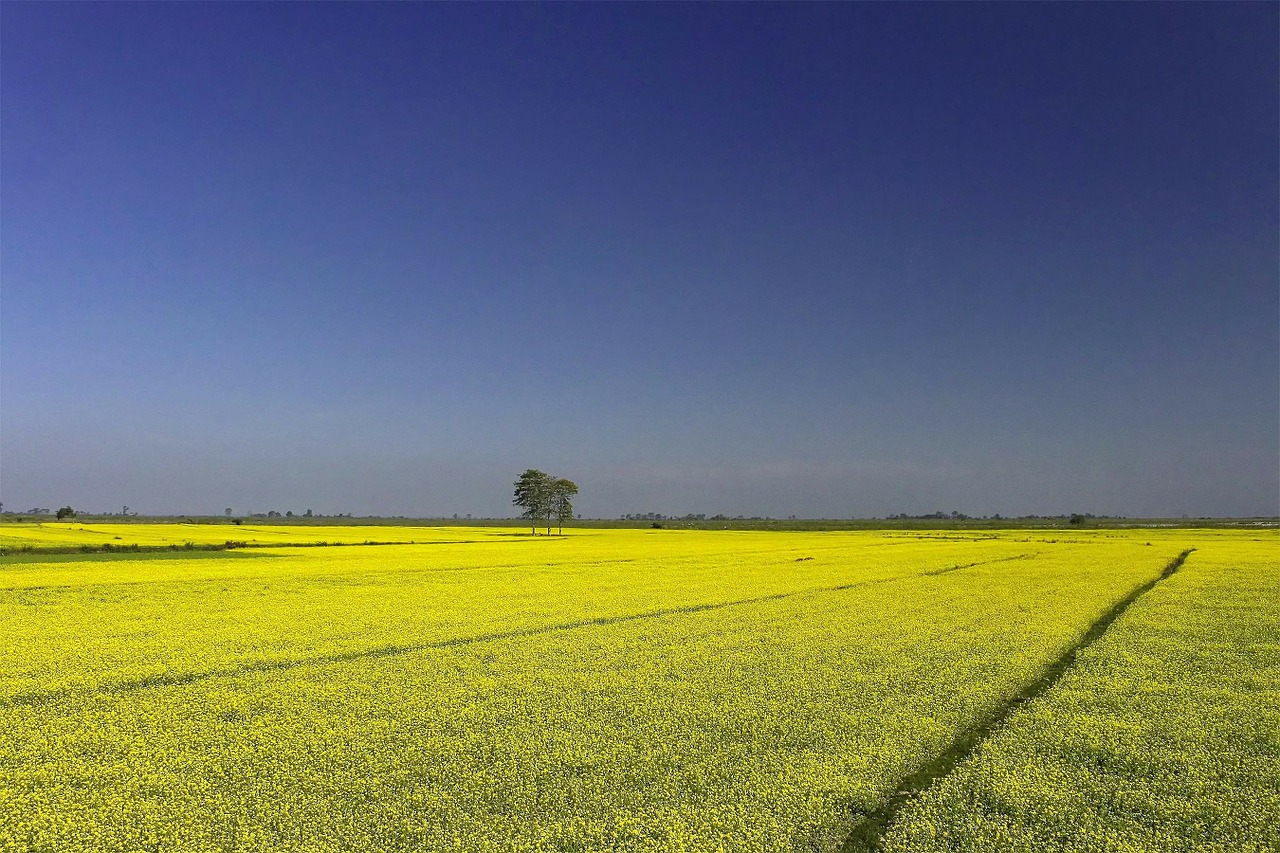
[838,548,1195,853]
[921,551,1040,576]
[2,554,1029,708]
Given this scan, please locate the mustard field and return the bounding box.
[1,524,1276,852]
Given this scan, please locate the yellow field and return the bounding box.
[0,521,475,549]
[1,524,1275,851]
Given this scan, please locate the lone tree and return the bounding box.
[513,469,552,534]
[55,506,76,520]
[514,470,579,535]
[550,478,578,535]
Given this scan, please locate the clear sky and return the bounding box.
[2,3,1276,519]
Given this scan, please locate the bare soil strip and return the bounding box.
[839,548,1195,853]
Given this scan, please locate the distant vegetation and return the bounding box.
[1,511,1273,532]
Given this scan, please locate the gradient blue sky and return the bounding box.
[2,3,1276,518]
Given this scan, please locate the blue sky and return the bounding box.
[2,3,1276,518]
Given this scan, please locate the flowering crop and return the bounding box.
[0,528,1041,701]
[0,526,1273,851]
[0,521,479,549]
[878,536,1279,852]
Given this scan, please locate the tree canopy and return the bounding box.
[513,470,578,535]
[550,478,578,535]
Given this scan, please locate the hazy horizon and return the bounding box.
[3,4,1277,519]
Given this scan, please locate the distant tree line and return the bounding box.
[620,512,773,522]
[241,510,356,519]
[513,469,578,535]
[886,511,1112,524]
